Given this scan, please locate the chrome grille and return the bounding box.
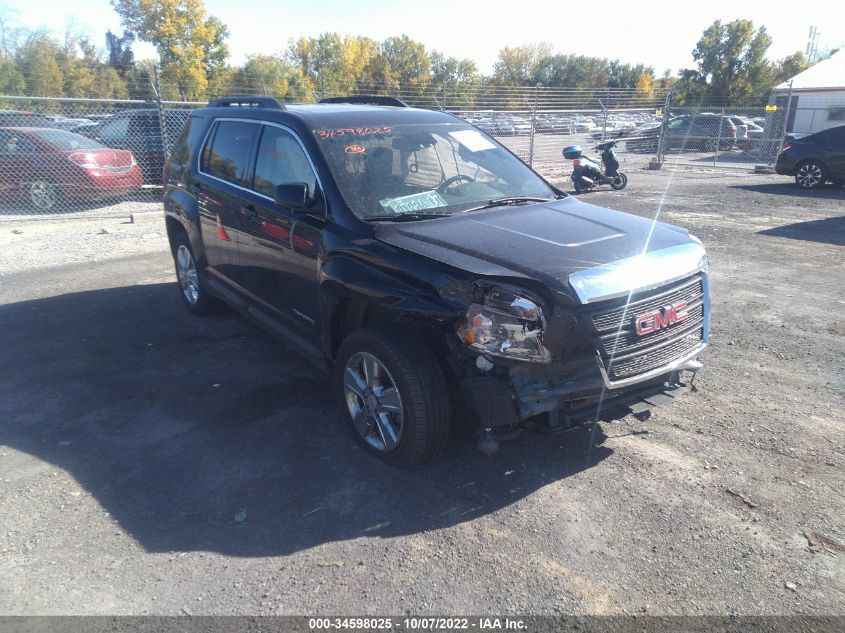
[588,274,705,382]
[608,330,703,380]
[592,276,704,331]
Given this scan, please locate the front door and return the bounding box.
[823,126,845,179]
[237,123,323,343]
[194,119,260,284]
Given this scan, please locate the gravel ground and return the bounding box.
[0,169,843,616]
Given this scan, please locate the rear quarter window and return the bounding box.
[168,114,205,177]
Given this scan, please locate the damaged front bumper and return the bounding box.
[461,346,705,432]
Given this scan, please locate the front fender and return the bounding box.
[320,254,460,319]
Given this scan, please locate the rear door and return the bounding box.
[194,119,261,284]
[236,123,323,342]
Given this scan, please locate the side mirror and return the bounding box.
[274,183,310,210]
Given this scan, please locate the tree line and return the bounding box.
[0,0,818,108]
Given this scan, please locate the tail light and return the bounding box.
[573,159,581,168]
[782,143,792,152]
[67,152,99,169]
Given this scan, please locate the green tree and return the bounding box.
[379,35,430,93]
[770,52,809,86]
[15,34,64,97]
[0,57,24,94]
[106,30,135,80]
[111,0,230,100]
[492,43,551,86]
[226,54,313,101]
[680,19,773,105]
[126,60,157,99]
[429,51,479,108]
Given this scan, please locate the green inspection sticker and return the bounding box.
[379,190,448,214]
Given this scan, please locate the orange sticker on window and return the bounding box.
[317,127,392,139]
[345,144,366,154]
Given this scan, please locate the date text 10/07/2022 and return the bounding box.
[308,617,528,631]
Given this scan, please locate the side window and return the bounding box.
[201,120,259,187]
[0,132,36,154]
[131,112,161,137]
[98,116,129,141]
[253,125,318,199]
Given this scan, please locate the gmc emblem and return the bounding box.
[635,302,688,336]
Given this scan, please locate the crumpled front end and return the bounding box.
[454,243,710,431]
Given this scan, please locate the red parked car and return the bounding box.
[0,127,143,210]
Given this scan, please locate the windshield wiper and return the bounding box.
[460,196,551,214]
[365,212,454,222]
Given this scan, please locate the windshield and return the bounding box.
[312,123,556,219]
[30,129,104,151]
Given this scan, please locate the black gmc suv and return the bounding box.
[163,95,710,467]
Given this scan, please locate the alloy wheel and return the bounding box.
[343,351,403,452]
[175,244,199,304]
[796,163,823,189]
[29,180,56,210]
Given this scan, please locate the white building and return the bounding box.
[770,50,845,135]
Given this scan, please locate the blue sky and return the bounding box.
[1,0,843,74]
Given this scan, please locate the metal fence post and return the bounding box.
[713,106,725,167]
[656,90,672,167]
[152,63,169,158]
[775,80,794,162]
[528,84,538,167]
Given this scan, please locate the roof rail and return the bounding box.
[319,95,408,108]
[207,95,285,109]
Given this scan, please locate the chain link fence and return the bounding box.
[646,105,787,170]
[0,95,201,220]
[0,81,813,220]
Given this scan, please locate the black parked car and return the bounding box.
[163,95,710,466]
[775,124,845,189]
[78,108,190,183]
[0,110,57,128]
[626,114,736,153]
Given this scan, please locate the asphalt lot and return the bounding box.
[0,169,843,615]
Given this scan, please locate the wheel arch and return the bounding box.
[164,187,205,263]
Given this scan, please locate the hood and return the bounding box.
[374,196,706,303]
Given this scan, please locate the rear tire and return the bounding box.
[795,161,826,190]
[574,178,592,194]
[25,179,59,210]
[335,328,451,467]
[610,173,628,190]
[172,232,221,315]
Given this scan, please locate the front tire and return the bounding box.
[795,161,826,190]
[335,328,451,467]
[610,173,628,190]
[172,233,220,314]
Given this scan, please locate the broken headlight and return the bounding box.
[457,288,551,363]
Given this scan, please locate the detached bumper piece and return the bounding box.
[547,376,692,432]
